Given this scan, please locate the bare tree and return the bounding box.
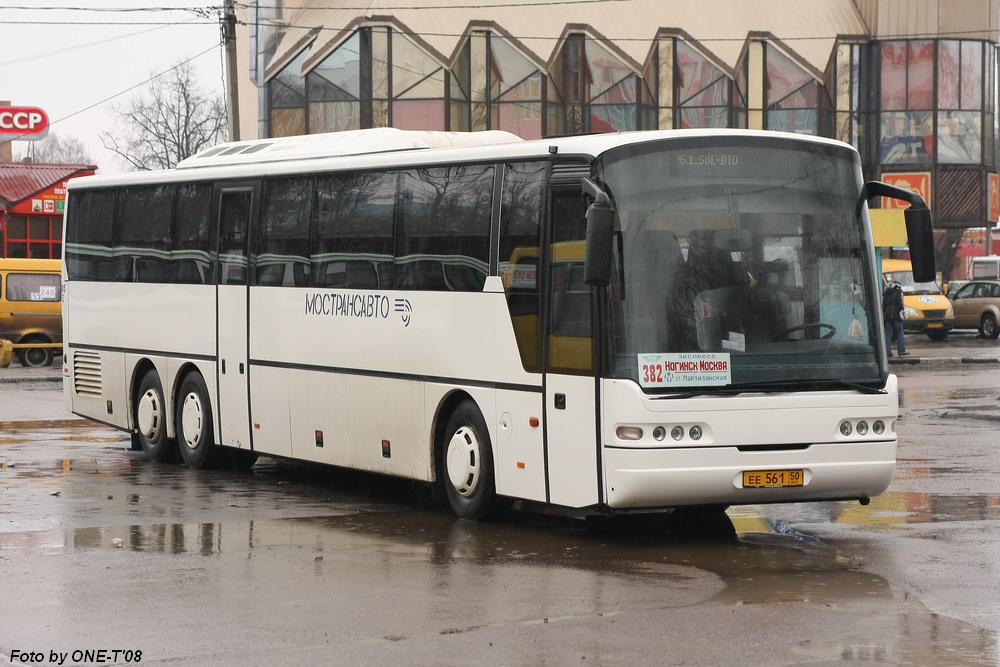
[101,61,226,171]
[15,133,93,164]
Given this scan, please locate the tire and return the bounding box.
[981,313,999,339]
[174,372,220,469]
[439,400,497,521]
[17,336,53,368]
[134,368,177,462]
[926,330,948,342]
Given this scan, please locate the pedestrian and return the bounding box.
[882,279,908,357]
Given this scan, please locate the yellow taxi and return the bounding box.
[0,258,63,366]
[881,258,954,341]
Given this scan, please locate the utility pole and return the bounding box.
[222,0,241,142]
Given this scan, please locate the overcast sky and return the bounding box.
[2,1,225,174]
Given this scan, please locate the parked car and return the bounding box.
[0,258,63,366]
[948,279,1000,339]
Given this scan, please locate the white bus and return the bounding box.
[62,128,935,520]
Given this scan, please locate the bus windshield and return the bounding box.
[597,137,882,392]
[883,270,941,295]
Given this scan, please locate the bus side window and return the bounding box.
[311,172,396,289]
[499,161,547,372]
[119,184,174,284]
[547,189,592,374]
[66,189,121,282]
[396,165,493,291]
[174,183,213,284]
[256,177,312,287]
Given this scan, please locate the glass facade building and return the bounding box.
[248,1,999,229]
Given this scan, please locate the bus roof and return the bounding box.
[69,128,857,191]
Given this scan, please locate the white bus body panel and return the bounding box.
[494,388,546,502]
[601,375,899,508]
[545,374,599,508]
[248,287,544,486]
[65,282,217,434]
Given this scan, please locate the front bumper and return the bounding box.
[604,440,896,509]
[902,318,953,334]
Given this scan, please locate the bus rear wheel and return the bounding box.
[134,368,177,463]
[175,372,220,469]
[439,401,497,521]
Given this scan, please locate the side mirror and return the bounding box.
[582,178,615,287]
[865,180,936,283]
[904,205,934,282]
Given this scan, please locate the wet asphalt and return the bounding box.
[0,362,998,665]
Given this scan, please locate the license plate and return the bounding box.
[742,469,804,488]
[927,322,944,329]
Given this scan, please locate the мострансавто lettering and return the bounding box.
[304,292,390,319]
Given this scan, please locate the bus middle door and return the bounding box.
[214,183,258,451]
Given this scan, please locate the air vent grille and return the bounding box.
[73,350,102,397]
[549,160,591,185]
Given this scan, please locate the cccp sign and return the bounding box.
[0,106,49,139]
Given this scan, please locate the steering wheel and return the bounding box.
[772,322,836,342]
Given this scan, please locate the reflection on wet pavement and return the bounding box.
[1,387,999,665]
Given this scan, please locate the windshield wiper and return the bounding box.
[651,378,886,399]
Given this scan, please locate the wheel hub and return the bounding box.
[136,389,161,439]
[446,426,481,497]
[181,392,204,449]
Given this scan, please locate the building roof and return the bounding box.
[0,162,96,207]
[266,0,871,82]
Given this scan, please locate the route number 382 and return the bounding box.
[641,363,664,384]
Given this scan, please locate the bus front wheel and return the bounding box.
[175,372,220,469]
[439,401,497,521]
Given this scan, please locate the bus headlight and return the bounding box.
[689,425,703,441]
[873,420,885,435]
[616,426,643,441]
[902,307,920,320]
[652,426,666,441]
[670,425,684,441]
[856,421,869,435]
[839,421,853,436]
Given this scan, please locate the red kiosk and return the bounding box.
[0,163,96,259]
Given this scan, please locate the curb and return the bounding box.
[0,418,88,430]
[0,376,62,384]
[889,356,1000,366]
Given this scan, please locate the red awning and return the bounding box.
[0,163,96,207]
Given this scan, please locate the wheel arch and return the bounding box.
[128,358,158,432]
[430,389,480,483]
[15,330,51,344]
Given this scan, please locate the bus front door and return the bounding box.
[214,185,257,451]
[543,189,600,509]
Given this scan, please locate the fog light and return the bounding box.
[689,425,703,441]
[670,425,684,441]
[616,426,643,441]
[872,420,884,435]
[856,421,869,435]
[840,421,853,436]
[652,426,666,441]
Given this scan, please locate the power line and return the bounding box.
[1,0,632,11]
[0,20,197,68]
[2,13,999,45]
[49,42,222,127]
